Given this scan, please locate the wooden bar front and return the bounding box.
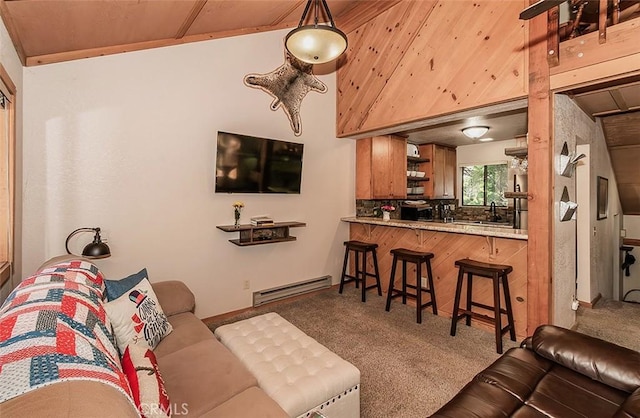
[349,223,528,338]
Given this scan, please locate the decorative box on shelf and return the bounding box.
[216,221,306,246]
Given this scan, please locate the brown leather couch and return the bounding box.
[431,325,640,418]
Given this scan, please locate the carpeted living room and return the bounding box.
[1,1,640,417]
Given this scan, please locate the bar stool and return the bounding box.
[339,240,382,302]
[385,248,437,324]
[450,258,516,354]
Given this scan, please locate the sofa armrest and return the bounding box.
[530,325,640,393]
[615,388,640,417]
[151,280,195,316]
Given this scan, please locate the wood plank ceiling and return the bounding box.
[0,0,400,66]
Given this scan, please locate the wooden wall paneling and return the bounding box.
[337,0,528,137]
[526,7,553,334]
[348,224,528,338]
[362,0,528,133]
[337,1,437,136]
[336,0,403,35]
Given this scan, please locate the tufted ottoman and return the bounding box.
[214,313,360,418]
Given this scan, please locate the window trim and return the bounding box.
[0,63,15,288]
[461,162,509,207]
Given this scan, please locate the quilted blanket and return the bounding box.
[0,260,135,410]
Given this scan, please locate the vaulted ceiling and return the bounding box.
[0,0,400,66]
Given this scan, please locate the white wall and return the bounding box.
[22,29,355,318]
[0,18,23,303]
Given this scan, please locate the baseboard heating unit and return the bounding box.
[253,276,332,307]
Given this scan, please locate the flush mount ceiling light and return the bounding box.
[285,0,348,64]
[462,126,490,139]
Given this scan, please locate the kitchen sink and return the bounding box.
[452,220,514,229]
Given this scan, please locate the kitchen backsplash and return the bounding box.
[356,199,512,224]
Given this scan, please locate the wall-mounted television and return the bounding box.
[215,131,304,194]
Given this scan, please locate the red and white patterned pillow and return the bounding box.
[121,344,171,418]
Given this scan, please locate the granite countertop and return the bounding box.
[341,217,528,240]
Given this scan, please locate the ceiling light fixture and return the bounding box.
[285,0,348,64]
[462,126,490,139]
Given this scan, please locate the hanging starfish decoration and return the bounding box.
[244,51,327,136]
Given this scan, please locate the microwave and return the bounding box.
[400,205,433,221]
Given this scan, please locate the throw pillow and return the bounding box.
[104,278,173,352]
[121,343,171,418]
[105,268,149,301]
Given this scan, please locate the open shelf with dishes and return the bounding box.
[407,149,430,197]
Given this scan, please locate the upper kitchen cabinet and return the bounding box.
[420,144,457,199]
[336,0,527,137]
[356,135,407,200]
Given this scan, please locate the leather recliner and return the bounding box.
[431,325,640,417]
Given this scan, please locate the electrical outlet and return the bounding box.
[621,229,627,238]
[421,276,428,288]
[243,280,250,290]
[571,298,579,311]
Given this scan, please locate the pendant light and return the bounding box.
[285,0,348,64]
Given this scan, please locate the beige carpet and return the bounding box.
[207,286,518,417]
[575,297,640,352]
[207,288,640,417]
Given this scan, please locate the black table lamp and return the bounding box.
[65,227,111,259]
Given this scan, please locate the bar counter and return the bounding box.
[341,217,528,240]
[341,216,529,338]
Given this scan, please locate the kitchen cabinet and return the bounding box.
[419,144,457,199]
[356,135,407,199]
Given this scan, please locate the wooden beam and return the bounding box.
[550,18,640,76]
[175,0,208,39]
[549,53,640,91]
[547,5,559,67]
[24,22,296,67]
[526,5,553,333]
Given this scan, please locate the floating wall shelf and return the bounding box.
[217,221,306,246]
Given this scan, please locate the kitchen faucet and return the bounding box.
[489,201,501,222]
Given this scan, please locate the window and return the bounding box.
[461,163,508,206]
[0,64,15,288]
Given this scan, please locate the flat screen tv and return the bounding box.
[215,131,304,194]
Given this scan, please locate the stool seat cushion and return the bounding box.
[215,313,361,418]
[455,258,513,275]
[343,240,378,250]
[390,248,434,260]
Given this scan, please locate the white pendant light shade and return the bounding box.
[462,126,490,139]
[285,26,347,64]
[285,0,348,64]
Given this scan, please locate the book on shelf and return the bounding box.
[250,216,274,226]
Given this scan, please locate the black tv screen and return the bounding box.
[215,131,304,194]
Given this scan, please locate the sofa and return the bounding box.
[0,258,288,417]
[431,325,640,417]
